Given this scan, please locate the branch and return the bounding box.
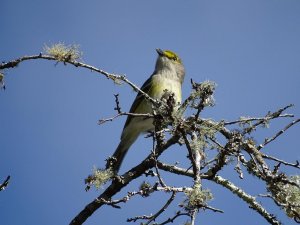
[213,175,282,225]
[261,154,300,169]
[157,211,190,225]
[203,132,244,179]
[157,161,193,177]
[0,53,158,105]
[157,162,282,225]
[96,190,144,208]
[127,192,177,224]
[190,209,197,225]
[242,104,294,135]
[144,192,176,225]
[258,118,300,150]
[259,194,300,222]
[180,129,200,183]
[224,114,294,126]
[204,205,224,213]
[69,135,180,225]
[98,112,153,125]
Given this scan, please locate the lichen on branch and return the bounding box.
[44,43,82,62]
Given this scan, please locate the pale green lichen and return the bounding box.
[268,175,300,220]
[44,43,82,62]
[193,119,224,151]
[85,167,113,190]
[191,80,216,108]
[184,184,213,208]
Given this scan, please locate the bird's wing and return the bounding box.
[122,76,153,129]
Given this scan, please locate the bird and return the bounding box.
[108,48,185,173]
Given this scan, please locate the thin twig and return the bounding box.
[224,114,294,126]
[261,154,300,169]
[97,190,144,208]
[157,211,190,225]
[258,118,300,150]
[242,104,294,135]
[144,192,176,225]
[204,205,224,213]
[0,54,158,105]
[113,94,122,113]
[180,129,200,183]
[154,160,167,188]
[98,112,153,125]
[152,133,167,188]
[127,214,152,222]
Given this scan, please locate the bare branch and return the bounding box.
[157,211,190,225]
[98,112,153,125]
[224,114,294,126]
[0,53,158,106]
[113,94,122,113]
[242,104,294,135]
[148,192,176,224]
[154,160,167,188]
[180,129,201,183]
[258,118,300,150]
[204,205,224,213]
[97,190,144,208]
[157,161,193,177]
[261,154,300,169]
[142,192,176,225]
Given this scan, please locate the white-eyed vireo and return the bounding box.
[109,49,185,172]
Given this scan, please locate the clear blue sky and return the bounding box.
[1,1,300,224]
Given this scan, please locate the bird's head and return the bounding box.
[155,48,185,83]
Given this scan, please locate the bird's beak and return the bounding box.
[156,48,164,56]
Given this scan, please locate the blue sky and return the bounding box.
[1,1,300,224]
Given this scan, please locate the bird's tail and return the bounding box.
[109,142,128,173]
[107,131,139,173]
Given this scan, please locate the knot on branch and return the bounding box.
[139,181,155,197]
[225,131,243,154]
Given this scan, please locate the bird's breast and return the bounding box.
[149,75,182,103]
